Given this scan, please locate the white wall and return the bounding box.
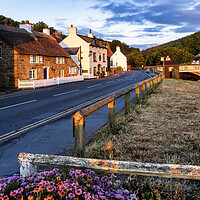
[111,46,127,71]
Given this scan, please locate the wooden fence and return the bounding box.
[17,73,200,180]
[72,74,164,157]
[18,152,200,179]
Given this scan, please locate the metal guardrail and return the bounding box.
[18,152,200,179]
[72,74,164,157]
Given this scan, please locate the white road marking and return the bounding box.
[87,84,101,89]
[0,100,37,111]
[0,130,15,139]
[0,92,112,142]
[106,81,114,84]
[53,89,80,97]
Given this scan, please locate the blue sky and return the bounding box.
[1,0,200,49]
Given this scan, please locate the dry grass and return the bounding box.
[86,79,200,165]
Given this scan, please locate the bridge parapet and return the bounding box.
[179,65,200,72]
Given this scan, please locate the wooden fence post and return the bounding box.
[135,86,140,103]
[142,83,146,97]
[18,153,37,177]
[73,111,86,157]
[125,92,130,114]
[108,100,115,129]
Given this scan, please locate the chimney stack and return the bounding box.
[116,45,120,51]
[69,25,77,35]
[43,26,50,35]
[19,20,32,32]
[88,29,94,38]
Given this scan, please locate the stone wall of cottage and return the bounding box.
[0,38,15,90]
[15,54,78,87]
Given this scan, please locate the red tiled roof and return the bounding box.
[107,47,113,57]
[0,24,70,57]
[78,34,107,49]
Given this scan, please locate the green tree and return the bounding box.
[33,21,48,32]
[127,50,145,68]
[0,15,19,27]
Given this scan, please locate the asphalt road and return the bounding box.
[0,70,152,177]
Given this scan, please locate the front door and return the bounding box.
[44,68,47,79]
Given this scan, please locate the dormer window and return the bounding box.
[0,46,2,58]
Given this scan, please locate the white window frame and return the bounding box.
[0,46,2,58]
[75,67,77,74]
[56,57,65,64]
[60,70,64,77]
[29,69,37,79]
[69,67,75,74]
[40,56,43,63]
[30,55,39,63]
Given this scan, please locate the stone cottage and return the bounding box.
[0,21,78,90]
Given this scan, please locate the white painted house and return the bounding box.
[60,26,107,79]
[111,46,127,71]
[64,47,82,75]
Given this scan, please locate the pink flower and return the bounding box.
[75,189,82,196]
[10,190,17,196]
[68,193,75,198]
[2,195,9,200]
[47,186,54,193]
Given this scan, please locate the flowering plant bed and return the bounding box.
[0,168,167,200]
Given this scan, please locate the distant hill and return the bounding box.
[141,31,200,65]
[143,31,200,56]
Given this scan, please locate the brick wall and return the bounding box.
[0,39,78,90]
[0,38,15,90]
[15,54,78,88]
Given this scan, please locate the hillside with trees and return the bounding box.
[142,31,200,65]
[0,15,19,27]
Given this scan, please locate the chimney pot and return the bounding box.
[19,20,32,32]
[69,25,77,35]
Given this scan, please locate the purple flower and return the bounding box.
[100,176,108,182]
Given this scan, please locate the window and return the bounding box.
[40,56,43,63]
[56,57,65,64]
[94,67,97,76]
[75,67,77,74]
[82,70,88,73]
[30,55,40,63]
[60,70,64,77]
[69,67,75,74]
[0,46,2,58]
[93,53,97,62]
[29,69,37,79]
[103,54,105,62]
[99,54,101,61]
